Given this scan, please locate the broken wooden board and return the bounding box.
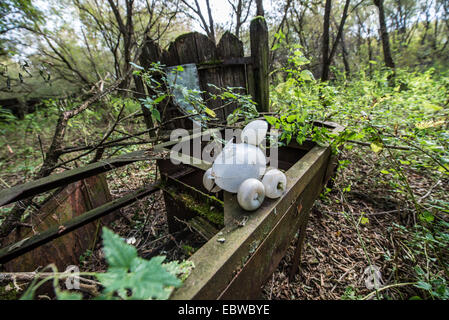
[2,174,115,271]
[0,149,163,207]
[0,183,160,266]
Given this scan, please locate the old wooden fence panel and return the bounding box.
[138,19,269,129]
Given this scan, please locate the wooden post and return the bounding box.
[133,75,154,136]
[250,16,269,113]
[138,36,163,134]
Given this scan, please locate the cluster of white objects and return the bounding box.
[203,120,287,211]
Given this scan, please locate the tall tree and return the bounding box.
[227,0,253,38]
[256,0,264,16]
[373,0,395,71]
[321,0,351,81]
[180,0,216,43]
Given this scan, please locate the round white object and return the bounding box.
[203,168,221,193]
[237,178,265,211]
[262,168,287,199]
[241,120,268,146]
[212,143,266,193]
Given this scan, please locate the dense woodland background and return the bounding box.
[0,0,448,300]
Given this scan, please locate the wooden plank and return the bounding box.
[196,57,253,70]
[217,31,244,59]
[194,32,217,63]
[189,216,220,241]
[161,171,223,233]
[0,149,164,207]
[3,173,117,272]
[137,36,162,134]
[216,32,247,120]
[170,145,331,299]
[0,183,160,264]
[250,16,269,112]
[176,33,201,64]
[218,160,327,299]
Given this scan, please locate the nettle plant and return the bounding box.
[21,227,194,300]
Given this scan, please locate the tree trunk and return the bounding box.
[256,0,264,16]
[205,0,216,43]
[367,28,373,78]
[321,0,332,82]
[321,0,351,81]
[374,0,395,71]
[341,32,350,78]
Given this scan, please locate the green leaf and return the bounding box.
[204,107,216,118]
[296,134,306,145]
[360,216,369,225]
[151,109,161,123]
[415,281,432,291]
[101,227,137,269]
[153,95,166,104]
[370,142,383,153]
[98,228,182,300]
[419,211,434,223]
[264,115,278,125]
[286,114,296,122]
[300,70,314,81]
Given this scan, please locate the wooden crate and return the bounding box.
[153,122,344,299]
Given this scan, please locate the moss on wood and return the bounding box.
[164,186,224,227]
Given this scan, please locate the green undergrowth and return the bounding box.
[265,42,449,300]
